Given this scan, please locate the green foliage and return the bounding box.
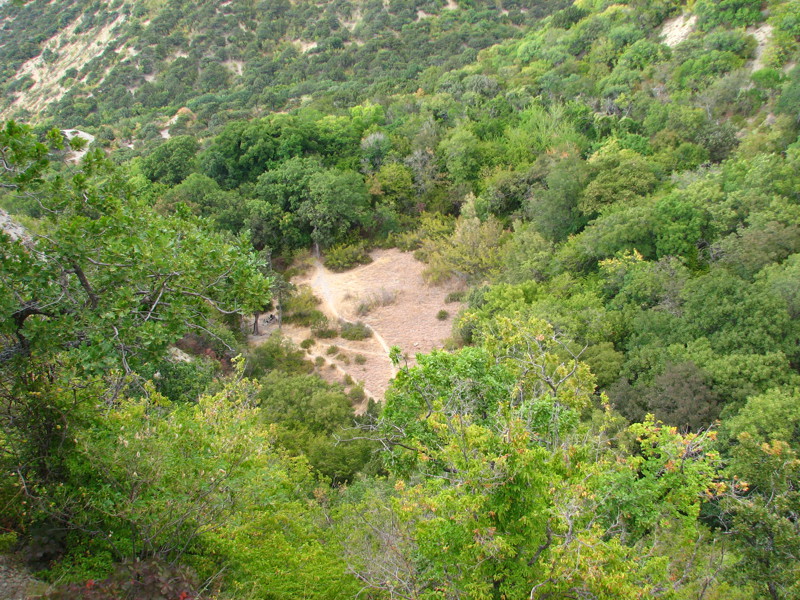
[421,204,508,284]
[391,212,455,253]
[580,143,659,216]
[140,135,199,185]
[283,286,324,326]
[436,309,449,320]
[323,241,372,272]
[138,357,218,404]
[3,0,800,593]
[245,333,313,379]
[339,320,372,341]
[696,0,765,30]
[0,531,17,552]
[257,371,375,482]
[600,416,720,542]
[722,387,800,599]
[303,168,372,250]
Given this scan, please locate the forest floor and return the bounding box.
[248,248,465,412]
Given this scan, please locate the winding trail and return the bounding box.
[311,258,398,378]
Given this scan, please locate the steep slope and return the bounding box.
[0,0,569,127]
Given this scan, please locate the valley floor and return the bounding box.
[249,248,465,409]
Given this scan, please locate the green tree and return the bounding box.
[301,168,371,251]
[580,143,658,216]
[0,123,273,537]
[140,135,199,185]
[723,387,800,600]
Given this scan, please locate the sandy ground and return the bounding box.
[249,249,465,410]
[1,13,127,118]
[660,14,696,47]
[746,23,773,72]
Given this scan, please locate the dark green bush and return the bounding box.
[245,334,313,378]
[323,242,372,272]
[313,326,339,339]
[340,321,372,340]
[284,286,324,326]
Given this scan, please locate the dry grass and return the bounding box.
[355,288,399,316]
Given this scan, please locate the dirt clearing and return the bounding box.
[250,248,465,410]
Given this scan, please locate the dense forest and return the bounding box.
[1,0,800,598]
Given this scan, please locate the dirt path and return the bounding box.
[311,258,398,375]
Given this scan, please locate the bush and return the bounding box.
[343,374,354,385]
[245,334,313,378]
[284,286,324,326]
[445,291,465,303]
[138,357,218,403]
[326,345,339,355]
[436,309,449,321]
[311,315,338,338]
[348,385,366,403]
[0,531,17,552]
[313,326,339,339]
[354,354,367,365]
[323,242,372,272]
[314,356,325,367]
[340,321,372,340]
[300,338,315,349]
[45,559,197,600]
[389,212,455,252]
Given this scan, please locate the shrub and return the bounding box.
[343,374,354,385]
[340,321,372,340]
[0,531,17,553]
[437,309,449,321]
[354,354,367,365]
[300,338,315,349]
[245,334,313,378]
[348,385,366,403]
[323,242,372,272]
[44,559,198,600]
[389,213,454,252]
[313,327,338,338]
[326,345,339,355]
[284,286,323,326]
[314,356,325,367]
[445,291,465,303]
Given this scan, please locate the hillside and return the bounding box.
[2,0,800,598]
[0,0,568,128]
